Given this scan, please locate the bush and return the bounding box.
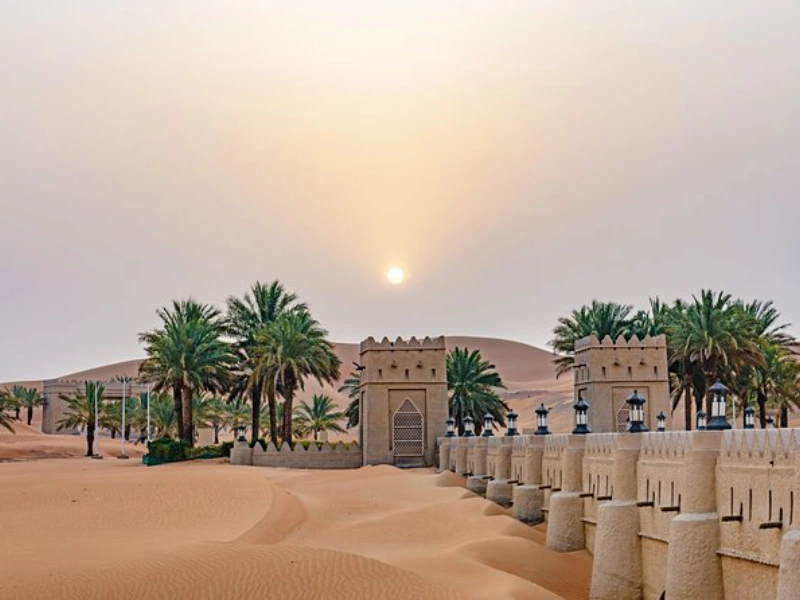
[147,437,188,462]
[248,438,267,451]
[219,441,234,457]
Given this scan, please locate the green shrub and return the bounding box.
[248,438,267,451]
[219,441,234,457]
[147,437,187,462]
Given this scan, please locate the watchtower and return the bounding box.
[359,336,448,467]
[573,334,670,432]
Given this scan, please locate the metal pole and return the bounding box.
[93,382,99,456]
[146,386,151,442]
[121,380,127,457]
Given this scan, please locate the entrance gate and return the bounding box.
[393,399,424,466]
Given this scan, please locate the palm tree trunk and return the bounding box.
[266,380,278,445]
[283,389,295,447]
[182,386,194,446]
[250,380,262,443]
[757,391,767,428]
[14,407,20,420]
[780,404,789,428]
[173,383,185,440]
[27,406,33,426]
[214,425,219,445]
[684,385,692,431]
[86,424,95,457]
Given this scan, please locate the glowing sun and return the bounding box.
[387,267,404,285]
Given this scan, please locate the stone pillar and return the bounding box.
[455,438,469,476]
[438,438,452,473]
[590,433,642,600]
[486,440,515,507]
[466,437,490,495]
[547,435,587,551]
[777,529,800,599]
[665,431,723,600]
[230,439,252,466]
[513,436,546,524]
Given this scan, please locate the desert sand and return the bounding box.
[0,448,591,600]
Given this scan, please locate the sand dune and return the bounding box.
[0,459,591,600]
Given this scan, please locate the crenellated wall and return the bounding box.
[230,440,362,469]
[438,428,800,600]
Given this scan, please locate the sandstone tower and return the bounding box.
[359,336,448,467]
[573,334,670,432]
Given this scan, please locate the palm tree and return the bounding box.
[148,392,178,438]
[57,382,104,457]
[252,310,341,446]
[296,394,346,441]
[258,401,304,442]
[225,396,251,439]
[11,386,45,427]
[0,389,17,433]
[338,371,361,428]
[139,299,234,446]
[194,395,228,444]
[447,347,508,435]
[550,301,635,377]
[226,281,306,445]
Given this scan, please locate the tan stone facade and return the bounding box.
[359,336,448,467]
[41,379,150,434]
[230,440,362,469]
[573,334,671,433]
[439,428,800,599]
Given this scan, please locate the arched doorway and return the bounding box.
[393,398,424,466]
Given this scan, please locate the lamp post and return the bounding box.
[766,416,775,429]
[446,416,456,437]
[706,382,732,430]
[656,411,667,432]
[463,415,475,437]
[482,413,494,437]
[625,390,648,433]
[120,379,127,459]
[697,410,707,431]
[93,382,99,457]
[146,385,152,443]
[505,409,518,436]
[743,405,755,429]
[236,423,247,442]
[573,397,591,435]
[535,403,550,435]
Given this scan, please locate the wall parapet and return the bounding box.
[359,336,446,352]
[231,441,362,469]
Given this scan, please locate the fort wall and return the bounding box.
[438,428,800,599]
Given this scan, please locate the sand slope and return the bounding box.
[0,460,591,600]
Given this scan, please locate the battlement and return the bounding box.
[231,441,362,469]
[360,336,446,352]
[574,334,667,352]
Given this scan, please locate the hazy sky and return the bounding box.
[2,2,800,381]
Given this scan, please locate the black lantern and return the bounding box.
[505,409,518,436]
[446,416,456,437]
[573,397,591,435]
[656,411,667,432]
[482,413,494,437]
[236,423,247,442]
[463,415,475,437]
[766,416,775,429]
[706,382,731,430]
[625,390,648,433]
[697,410,707,430]
[743,405,755,429]
[535,403,550,435]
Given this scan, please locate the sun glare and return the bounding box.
[387,267,404,285]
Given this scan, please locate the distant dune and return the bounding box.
[1,337,576,434]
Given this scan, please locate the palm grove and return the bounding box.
[75,280,508,450]
[551,291,800,429]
